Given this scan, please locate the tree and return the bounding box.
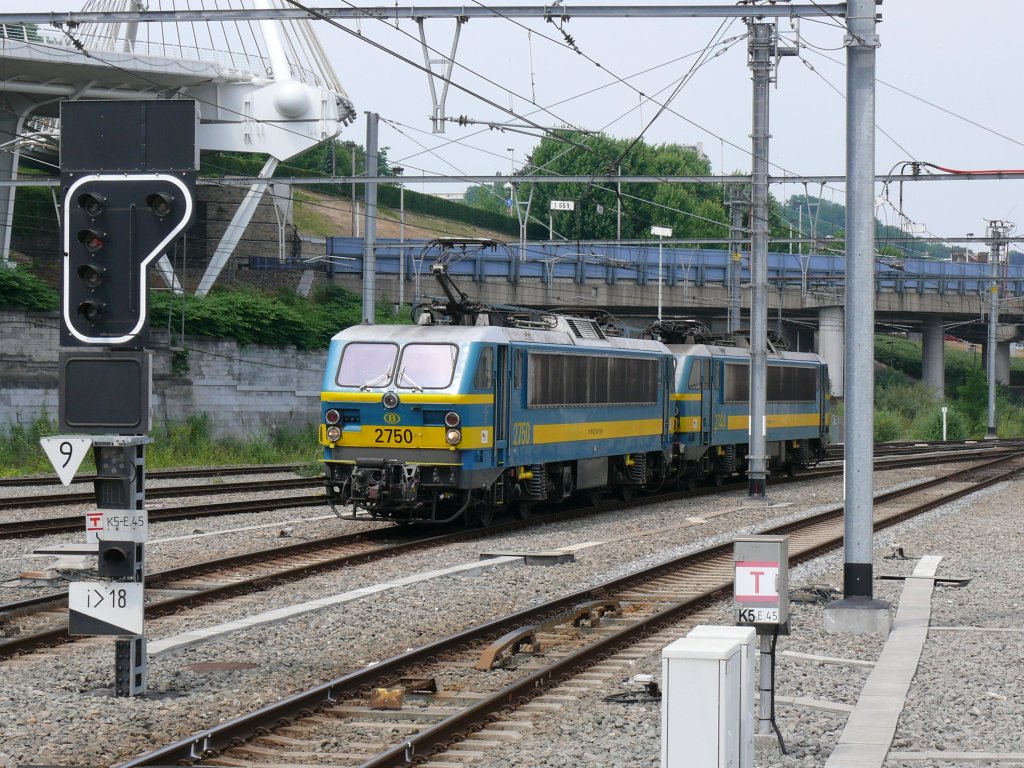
[465,182,512,217]
[476,131,731,242]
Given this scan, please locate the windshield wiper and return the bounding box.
[359,370,391,391]
[397,369,423,392]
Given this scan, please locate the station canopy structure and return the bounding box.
[0,0,356,293]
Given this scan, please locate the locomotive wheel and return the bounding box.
[619,486,635,502]
[786,463,798,478]
[515,501,533,520]
[712,472,727,487]
[474,503,495,528]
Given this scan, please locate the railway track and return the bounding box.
[0,447,1016,656]
[2,443,1011,539]
[116,450,1024,768]
[0,492,327,539]
[0,464,304,488]
[0,476,321,513]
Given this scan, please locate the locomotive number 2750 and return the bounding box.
[374,427,415,445]
[511,421,532,446]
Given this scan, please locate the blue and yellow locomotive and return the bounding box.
[645,321,830,488]
[319,268,831,524]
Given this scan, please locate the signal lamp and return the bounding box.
[77,262,107,288]
[77,299,106,322]
[382,392,400,409]
[77,192,107,218]
[444,411,461,428]
[77,228,107,253]
[445,428,461,446]
[325,408,341,425]
[326,426,342,442]
[146,192,174,218]
[97,540,140,581]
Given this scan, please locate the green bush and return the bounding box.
[150,283,402,349]
[875,334,922,378]
[873,380,937,423]
[0,417,66,475]
[0,266,58,311]
[0,414,320,477]
[874,408,907,443]
[909,406,969,441]
[12,185,59,238]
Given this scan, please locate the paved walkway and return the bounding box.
[823,555,942,768]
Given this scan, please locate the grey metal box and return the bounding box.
[733,535,789,627]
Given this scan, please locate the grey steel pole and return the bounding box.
[362,112,379,324]
[986,221,1004,438]
[399,182,405,308]
[757,634,773,735]
[746,22,772,499]
[729,188,744,333]
[658,237,664,321]
[617,165,622,241]
[843,0,878,599]
[351,145,358,237]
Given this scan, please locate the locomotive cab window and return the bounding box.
[474,347,493,390]
[337,342,398,388]
[396,343,458,389]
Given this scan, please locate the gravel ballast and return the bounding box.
[0,464,1019,767]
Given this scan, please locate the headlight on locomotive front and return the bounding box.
[445,427,462,446]
[325,409,341,425]
[326,425,342,442]
[444,411,461,427]
[382,391,400,409]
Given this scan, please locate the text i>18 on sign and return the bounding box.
[68,581,144,637]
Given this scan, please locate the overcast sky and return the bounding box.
[24,2,1024,246]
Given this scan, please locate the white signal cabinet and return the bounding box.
[687,625,757,768]
[661,637,741,768]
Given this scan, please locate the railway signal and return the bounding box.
[50,98,198,697]
[61,173,195,347]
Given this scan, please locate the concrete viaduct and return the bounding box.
[318,236,1024,400]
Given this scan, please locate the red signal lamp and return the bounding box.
[77,228,107,253]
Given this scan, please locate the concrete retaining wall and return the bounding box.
[0,310,325,438]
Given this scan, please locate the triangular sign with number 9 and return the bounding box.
[40,436,93,485]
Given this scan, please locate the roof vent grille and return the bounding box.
[566,317,607,341]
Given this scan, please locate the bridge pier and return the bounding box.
[921,316,945,400]
[982,341,1011,386]
[817,306,845,399]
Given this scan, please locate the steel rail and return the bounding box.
[0,464,303,488]
[0,476,320,512]
[0,493,326,539]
